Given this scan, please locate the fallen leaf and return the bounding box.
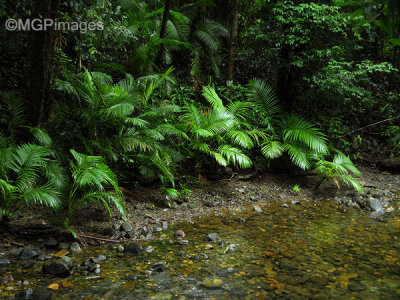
[61,282,74,288]
[48,283,59,291]
[54,250,69,257]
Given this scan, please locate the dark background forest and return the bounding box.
[0,0,399,227]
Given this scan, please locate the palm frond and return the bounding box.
[261,140,284,159]
[21,182,61,208]
[280,114,328,154]
[247,79,280,116]
[284,143,311,170]
[202,86,225,111]
[217,145,252,168]
[226,130,254,149]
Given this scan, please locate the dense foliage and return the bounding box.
[1,0,399,228]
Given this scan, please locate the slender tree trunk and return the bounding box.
[226,0,240,86]
[157,0,171,67]
[160,0,171,39]
[24,0,59,126]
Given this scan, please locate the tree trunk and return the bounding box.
[24,0,60,127]
[226,0,240,85]
[157,0,171,67]
[160,0,171,39]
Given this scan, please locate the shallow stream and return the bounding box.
[2,200,400,299]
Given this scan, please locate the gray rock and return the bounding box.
[367,197,384,212]
[121,221,133,232]
[205,233,219,242]
[42,261,71,277]
[19,248,38,261]
[144,246,154,253]
[61,256,73,269]
[0,256,10,265]
[9,248,23,257]
[174,230,185,238]
[124,242,142,256]
[14,287,33,299]
[178,240,189,245]
[162,221,168,230]
[70,242,82,253]
[125,231,135,239]
[253,205,262,212]
[58,243,69,250]
[149,261,167,273]
[45,237,58,249]
[281,203,290,208]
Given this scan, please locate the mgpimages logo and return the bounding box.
[5,18,104,33]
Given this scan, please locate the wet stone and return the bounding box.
[253,205,262,212]
[0,256,10,265]
[367,197,384,212]
[121,221,133,232]
[9,247,23,257]
[205,233,219,242]
[70,242,82,253]
[162,221,168,230]
[174,230,185,238]
[19,248,38,261]
[124,242,142,256]
[42,261,71,278]
[61,256,73,269]
[149,262,167,273]
[126,231,136,239]
[45,237,58,249]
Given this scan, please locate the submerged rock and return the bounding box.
[253,205,262,212]
[42,261,71,278]
[149,261,167,273]
[0,256,10,266]
[174,230,185,238]
[205,233,219,242]
[19,247,38,261]
[124,242,142,256]
[367,197,384,212]
[69,242,82,253]
[45,237,58,249]
[121,221,133,232]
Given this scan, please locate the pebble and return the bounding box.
[253,205,262,212]
[174,230,185,238]
[70,242,82,253]
[121,221,133,232]
[205,233,218,242]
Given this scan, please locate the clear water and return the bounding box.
[2,200,400,299]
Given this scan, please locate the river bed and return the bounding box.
[1,198,400,299]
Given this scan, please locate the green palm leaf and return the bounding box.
[280,114,328,153]
[261,140,284,159]
[217,145,252,168]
